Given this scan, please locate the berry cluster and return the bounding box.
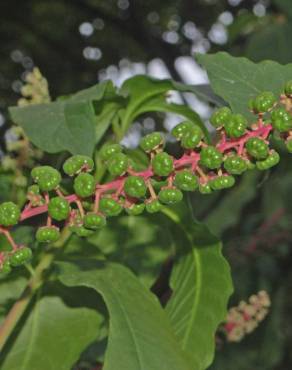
[1,82,292,273]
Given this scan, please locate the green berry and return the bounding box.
[74,173,96,198]
[209,175,235,190]
[48,197,70,221]
[286,138,292,153]
[224,114,247,138]
[140,132,163,152]
[107,153,128,177]
[158,187,183,205]
[284,80,292,95]
[246,137,269,160]
[145,199,162,213]
[200,146,223,169]
[198,183,212,194]
[63,155,94,176]
[254,91,276,113]
[31,166,61,191]
[83,212,106,229]
[152,152,174,176]
[70,226,94,237]
[1,260,11,274]
[210,107,232,128]
[124,176,147,198]
[99,197,122,217]
[100,144,122,161]
[256,150,280,170]
[271,107,292,132]
[224,155,248,175]
[0,202,20,226]
[181,126,203,149]
[174,170,198,191]
[126,203,145,216]
[9,247,32,267]
[171,121,193,140]
[36,226,60,243]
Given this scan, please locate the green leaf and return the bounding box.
[173,82,225,106]
[57,260,192,370]
[197,52,292,119]
[1,286,104,370]
[164,212,233,370]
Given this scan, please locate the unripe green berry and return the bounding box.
[99,197,122,217]
[74,173,96,198]
[48,197,70,221]
[145,199,162,213]
[0,202,21,226]
[126,203,145,216]
[198,183,212,194]
[63,155,94,176]
[107,153,128,177]
[284,80,292,95]
[171,121,193,140]
[83,212,106,229]
[256,150,280,170]
[124,176,147,198]
[31,166,61,191]
[140,132,163,152]
[286,138,292,153]
[70,226,94,237]
[158,187,183,205]
[246,137,269,160]
[181,126,203,149]
[9,247,32,267]
[174,170,198,191]
[200,146,223,169]
[209,175,235,190]
[224,155,248,175]
[1,260,11,274]
[271,107,292,132]
[224,114,247,138]
[100,144,123,161]
[152,152,174,176]
[36,226,60,243]
[210,107,232,128]
[254,91,276,113]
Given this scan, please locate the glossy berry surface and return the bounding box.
[48,197,70,221]
[83,212,106,229]
[99,198,122,217]
[145,199,162,213]
[9,247,32,267]
[107,153,128,177]
[140,132,163,152]
[63,155,94,176]
[224,114,247,138]
[199,183,213,194]
[245,137,269,159]
[1,260,11,274]
[224,155,248,175]
[36,226,60,243]
[152,152,174,176]
[31,166,61,191]
[100,144,122,161]
[253,91,276,113]
[171,121,193,139]
[256,150,280,170]
[181,126,202,149]
[174,170,198,191]
[126,203,145,215]
[271,108,292,132]
[200,146,223,169]
[210,107,232,128]
[209,175,235,190]
[74,173,96,198]
[124,176,147,198]
[0,202,21,226]
[70,225,94,237]
[158,187,183,205]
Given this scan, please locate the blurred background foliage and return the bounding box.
[1,0,292,369]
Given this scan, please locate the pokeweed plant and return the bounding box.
[0,52,292,370]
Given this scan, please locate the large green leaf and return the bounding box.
[197,52,292,119]
[164,214,233,370]
[0,286,104,370]
[57,260,192,370]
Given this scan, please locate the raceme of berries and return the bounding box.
[2,83,292,273]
